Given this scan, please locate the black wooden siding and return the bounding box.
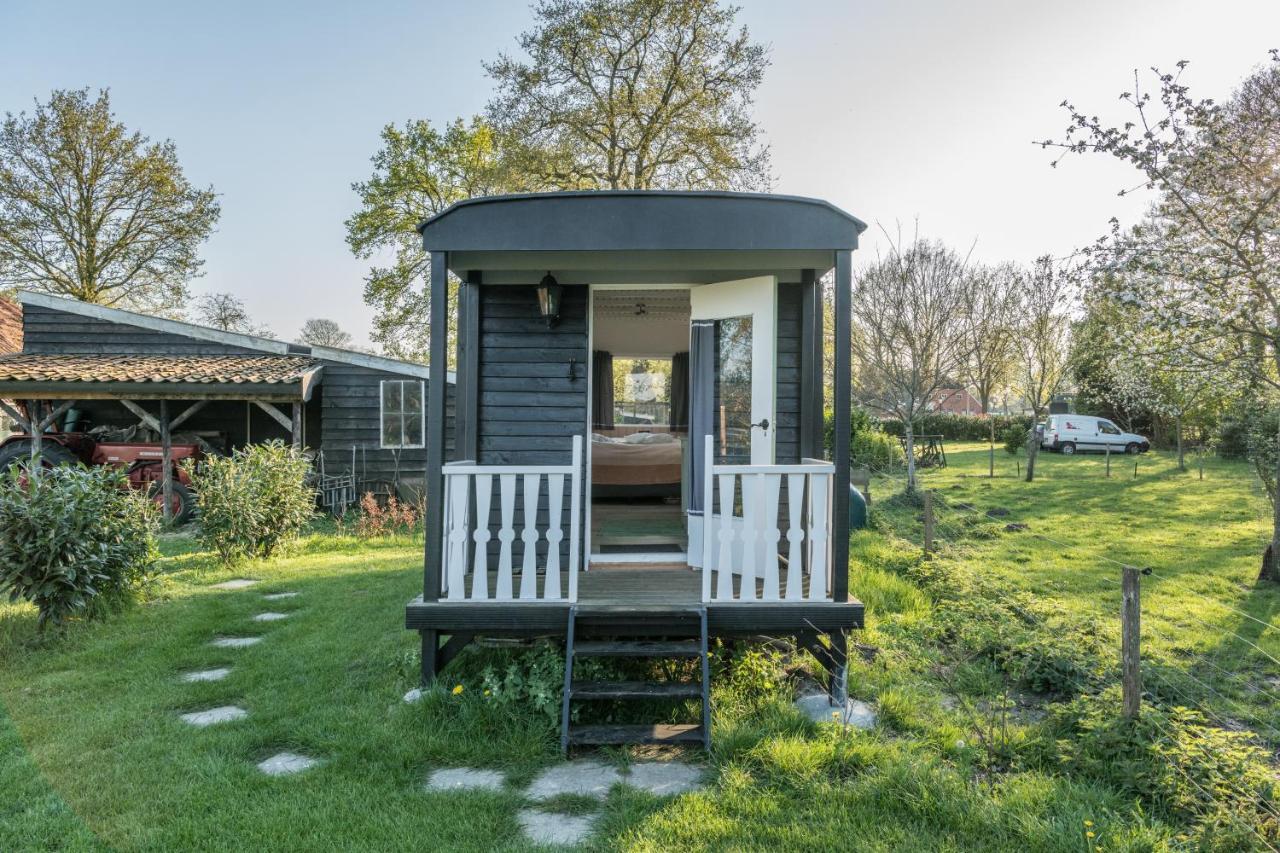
[22,305,261,355]
[775,283,802,464]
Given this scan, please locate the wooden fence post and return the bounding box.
[1198,446,1204,481]
[1105,443,1111,478]
[989,419,995,478]
[1122,566,1142,718]
[1133,460,1138,479]
[923,491,934,555]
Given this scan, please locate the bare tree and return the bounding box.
[961,262,1022,414]
[297,318,353,349]
[194,292,272,337]
[852,232,975,491]
[1014,256,1074,482]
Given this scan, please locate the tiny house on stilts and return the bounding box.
[406,191,866,750]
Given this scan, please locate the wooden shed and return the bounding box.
[406,190,865,750]
[0,292,452,508]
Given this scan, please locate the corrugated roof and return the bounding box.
[0,353,319,385]
[0,298,21,354]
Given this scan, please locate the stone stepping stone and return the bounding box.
[795,693,877,729]
[526,759,620,801]
[625,761,705,796]
[181,667,231,683]
[262,592,298,601]
[210,636,262,649]
[425,768,505,792]
[212,579,257,590]
[517,809,595,847]
[257,752,318,776]
[180,706,247,727]
[253,612,290,622]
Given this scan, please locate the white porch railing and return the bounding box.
[440,436,583,602]
[701,435,835,603]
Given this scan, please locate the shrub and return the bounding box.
[852,429,904,470]
[353,492,420,538]
[1002,423,1028,455]
[1038,689,1279,842]
[0,465,158,629]
[880,412,1034,443]
[1246,406,1278,507]
[1216,403,1255,460]
[185,440,315,564]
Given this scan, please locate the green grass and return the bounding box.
[0,446,1276,850]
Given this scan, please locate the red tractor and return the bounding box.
[0,408,202,523]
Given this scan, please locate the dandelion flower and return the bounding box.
[1086,831,1095,839]
[1083,820,1093,828]
[452,684,464,695]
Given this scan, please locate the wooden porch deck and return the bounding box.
[405,567,863,637]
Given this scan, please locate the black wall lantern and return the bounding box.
[537,272,562,328]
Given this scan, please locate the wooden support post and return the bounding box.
[159,399,173,525]
[923,491,935,555]
[1122,566,1142,718]
[832,250,852,603]
[827,630,849,705]
[291,402,303,450]
[253,401,294,432]
[419,629,439,685]
[1105,443,1111,478]
[988,419,994,478]
[120,399,162,433]
[27,400,41,469]
[423,250,449,604]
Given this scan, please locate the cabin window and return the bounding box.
[380,380,424,449]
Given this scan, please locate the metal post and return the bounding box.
[1122,566,1142,718]
[160,400,173,524]
[923,491,934,555]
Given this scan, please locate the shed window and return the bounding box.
[380,380,424,449]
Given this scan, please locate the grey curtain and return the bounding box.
[592,350,614,429]
[687,323,715,514]
[670,351,690,430]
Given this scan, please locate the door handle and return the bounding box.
[751,418,770,431]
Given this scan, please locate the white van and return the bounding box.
[1041,415,1150,456]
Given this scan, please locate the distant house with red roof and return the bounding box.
[926,385,982,415]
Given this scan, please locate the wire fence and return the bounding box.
[854,457,1280,848]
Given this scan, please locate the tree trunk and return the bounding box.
[905,422,918,493]
[1025,422,1039,483]
[1264,417,1280,583]
[1175,414,1185,471]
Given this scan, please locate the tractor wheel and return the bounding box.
[150,481,195,525]
[0,439,78,472]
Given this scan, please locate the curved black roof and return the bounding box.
[419,190,866,253]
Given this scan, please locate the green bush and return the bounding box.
[880,412,1034,442]
[1038,689,1279,842]
[1216,404,1256,460]
[852,429,904,470]
[1246,406,1278,506]
[0,465,158,629]
[185,440,315,564]
[1002,423,1028,455]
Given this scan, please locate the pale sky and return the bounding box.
[3,0,1278,348]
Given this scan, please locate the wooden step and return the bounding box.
[572,680,702,700]
[567,723,704,746]
[574,640,701,658]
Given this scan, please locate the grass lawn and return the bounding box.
[0,444,1276,851]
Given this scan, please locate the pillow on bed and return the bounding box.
[622,432,676,444]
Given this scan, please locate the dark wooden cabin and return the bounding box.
[406,190,865,750]
[0,292,452,505]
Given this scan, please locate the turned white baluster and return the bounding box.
[716,473,736,600]
[544,473,564,599]
[808,473,829,601]
[495,474,516,600]
[445,474,470,600]
[470,474,492,600]
[783,473,806,601]
[761,473,782,601]
[519,473,541,600]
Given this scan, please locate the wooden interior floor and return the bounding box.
[591,500,685,549]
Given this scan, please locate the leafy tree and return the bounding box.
[0,89,219,314]
[346,117,521,362]
[1044,52,1280,576]
[193,292,272,337]
[485,0,771,191]
[960,262,1022,414]
[852,232,975,491]
[297,318,353,349]
[1014,256,1073,483]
